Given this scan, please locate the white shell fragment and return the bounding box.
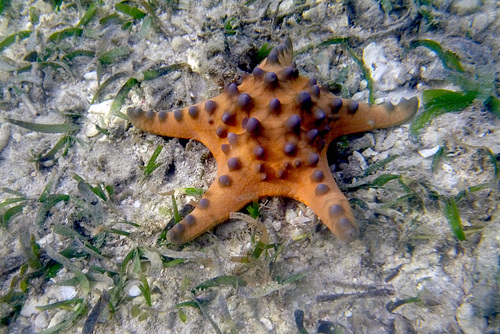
[126,282,142,297]
[59,286,77,300]
[418,145,441,158]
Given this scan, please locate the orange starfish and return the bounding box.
[128,38,418,245]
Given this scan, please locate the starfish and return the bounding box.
[127,38,418,245]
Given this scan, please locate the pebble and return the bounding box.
[471,11,496,35]
[456,302,487,334]
[271,220,282,232]
[12,132,22,142]
[290,216,312,226]
[377,131,399,151]
[127,283,142,297]
[359,79,367,91]
[35,311,49,329]
[20,295,49,317]
[361,147,377,158]
[285,208,298,222]
[363,42,405,91]
[85,100,114,137]
[171,36,189,53]
[47,311,67,329]
[0,123,10,152]
[84,71,97,80]
[37,233,55,247]
[450,0,481,15]
[259,317,273,331]
[88,100,113,117]
[420,60,447,81]
[315,50,332,79]
[60,286,76,300]
[352,151,368,170]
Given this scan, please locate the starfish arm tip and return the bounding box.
[335,215,360,242]
[398,96,419,118]
[319,201,360,243]
[259,37,294,72]
[295,169,360,243]
[165,181,254,244]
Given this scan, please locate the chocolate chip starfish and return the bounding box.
[127,38,418,245]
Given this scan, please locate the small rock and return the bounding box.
[20,295,49,317]
[351,91,366,101]
[420,61,447,81]
[315,50,332,80]
[351,133,375,153]
[285,208,298,222]
[302,2,326,21]
[470,222,500,317]
[361,147,377,158]
[259,317,273,331]
[127,283,142,297]
[0,123,10,152]
[352,151,368,170]
[456,302,487,334]
[271,220,282,232]
[291,227,306,240]
[363,42,405,91]
[12,132,22,142]
[85,100,114,137]
[60,286,76,300]
[290,216,312,226]
[171,36,189,53]
[47,311,68,329]
[450,0,481,15]
[471,11,496,35]
[37,233,55,247]
[84,71,97,80]
[359,79,368,91]
[35,311,49,329]
[88,100,113,117]
[378,131,399,151]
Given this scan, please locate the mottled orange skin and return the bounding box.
[128,38,418,244]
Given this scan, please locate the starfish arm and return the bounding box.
[166,161,263,244]
[326,97,419,140]
[127,88,270,153]
[127,100,221,149]
[126,105,205,141]
[291,159,360,242]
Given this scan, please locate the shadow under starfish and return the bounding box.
[127,37,418,245]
